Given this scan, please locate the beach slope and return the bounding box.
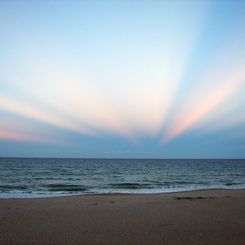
[0,189,245,245]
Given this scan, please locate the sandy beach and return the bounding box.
[0,189,244,245]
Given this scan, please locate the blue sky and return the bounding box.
[0,0,244,158]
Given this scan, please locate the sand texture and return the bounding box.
[0,189,245,245]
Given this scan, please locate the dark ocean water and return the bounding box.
[0,158,244,198]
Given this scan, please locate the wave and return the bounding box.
[43,184,88,192]
[109,183,154,189]
[0,185,28,190]
[225,182,241,186]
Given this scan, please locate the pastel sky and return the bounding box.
[0,0,244,158]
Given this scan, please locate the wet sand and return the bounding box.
[0,189,245,245]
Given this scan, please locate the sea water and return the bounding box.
[0,158,244,198]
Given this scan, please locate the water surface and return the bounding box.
[0,158,244,198]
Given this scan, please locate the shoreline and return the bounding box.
[1,189,245,244]
[1,187,245,200]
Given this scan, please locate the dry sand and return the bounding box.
[0,189,245,245]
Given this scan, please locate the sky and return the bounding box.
[0,0,244,158]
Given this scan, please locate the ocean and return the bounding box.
[0,158,244,198]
